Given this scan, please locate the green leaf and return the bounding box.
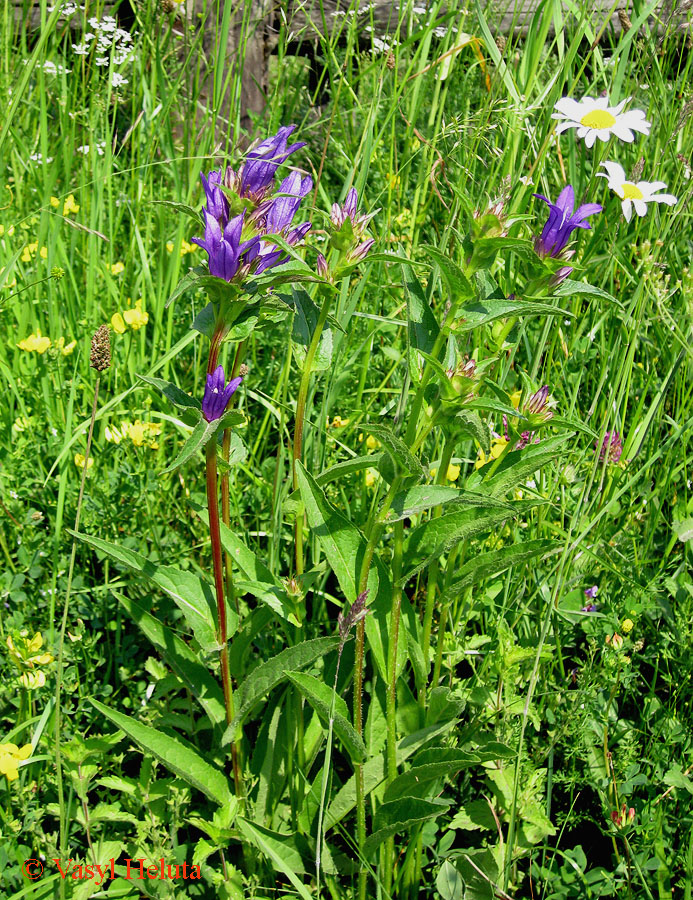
[400,506,516,585]
[452,409,490,454]
[403,263,439,380]
[480,434,572,496]
[150,199,201,223]
[364,797,450,856]
[325,719,458,830]
[295,461,377,604]
[439,540,555,600]
[226,636,341,738]
[162,418,216,474]
[383,758,480,802]
[456,297,569,331]
[287,672,367,762]
[437,860,465,900]
[553,278,621,306]
[673,518,693,543]
[72,532,221,652]
[421,244,473,301]
[290,287,333,371]
[236,819,313,899]
[387,485,462,521]
[91,700,232,806]
[137,374,202,413]
[363,423,424,482]
[115,593,226,728]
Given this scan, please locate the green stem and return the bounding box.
[292,289,332,575]
[384,519,404,894]
[55,375,101,900]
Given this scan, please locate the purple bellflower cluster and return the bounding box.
[192,126,312,283]
[318,187,375,275]
[597,430,623,465]
[202,365,243,422]
[533,186,602,279]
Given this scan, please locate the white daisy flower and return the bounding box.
[598,161,677,222]
[552,96,651,148]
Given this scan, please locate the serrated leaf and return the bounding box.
[287,672,366,762]
[137,374,202,413]
[403,262,439,381]
[439,540,555,600]
[236,819,313,898]
[553,278,620,306]
[480,433,571,496]
[363,423,424,481]
[421,244,473,301]
[91,700,232,806]
[453,409,490,454]
[364,797,450,856]
[226,636,341,738]
[456,297,569,331]
[387,485,461,521]
[72,532,220,651]
[383,758,479,802]
[400,506,515,585]
[115,593,226,728]
[162,418,216,474]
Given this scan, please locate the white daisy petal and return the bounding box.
[601,161,627,182]
[584,131,597,148]
[622,200,632,222]
[633,199,648,217]
[653,193,677,206]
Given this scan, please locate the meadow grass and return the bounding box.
[1,0,692,898]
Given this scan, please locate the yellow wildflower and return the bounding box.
[430,464,461,482]
[7,631,53,691]
[21,241,39,262]
[74,453,93,469]
[0,224,15,237]
[39,246,47,259]
[621,618,634,634]
[475,437,509,469]
[18,330,51,353]
[509,389,522,409]
[62,194,80,215]
[56,337,76,356]
[127,422,147,447]
[122,299,148,330]
[124,420,161,449]
[105,424,125,444]
[50,196,60,208]
[386,172,401,190]
[365,470,376,487]
[108,261,125,275]
[366,434,380,451]
[111,312,126,334]
[166,241,175,253]
[331,415,349,428]
[0,743,33,782]
[180,239,195,255]
[20,670,46,689]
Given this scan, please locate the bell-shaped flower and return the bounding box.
[240,125,306,199]
[533,186,602,259]
[202,365,243,422]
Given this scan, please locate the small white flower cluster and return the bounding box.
[47,2,84,15]
[71,14,134,87]
[552,96,677,221]
[76,142,107,156]
[41,60,72,76]
[29,152,54,164]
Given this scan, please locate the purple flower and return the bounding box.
[597,431,623,464]
[265,172,313,233]
[581,603,598,613]
[584,585,598,600]
[240,125,306,199]
[200,170,229,225]
[534,186,602,259]
[202,365,243,422]
[191,210,256,282]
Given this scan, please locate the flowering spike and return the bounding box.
[240,125,306,199]
[596,431,623,464]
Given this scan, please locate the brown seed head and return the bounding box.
[90,325,111,372]
[239,363,249,377]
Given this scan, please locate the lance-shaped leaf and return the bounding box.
[287,672,367,762]
[162,411,246,474]
[478,433,571,497]
[403,262,439,382]
[363,423,424,483]
[440,540,555,602]
[400,506,517,585]
[363,797,451,856]
[386,485,462,522]
[72,532,221,651]
[421,244,473,301]
[452,409,491,455]
[289,287,333,372]
[91,700,232,806]
[225,636,342,740]
[384,756,483,802]
[236,819,313,900]
[137,374,201,413]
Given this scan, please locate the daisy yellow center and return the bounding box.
[621,182,643,200]
[579,110,616,129]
